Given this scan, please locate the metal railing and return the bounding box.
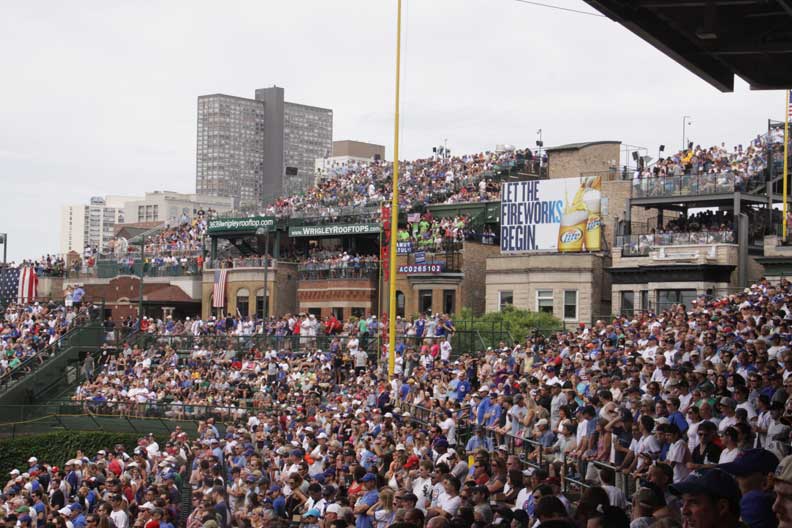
[631,171,760,198]
[205,256,272,270]
[0,325,88,394]
[297,262,380,280]
[617,230,736,256]
[91,258,203,278]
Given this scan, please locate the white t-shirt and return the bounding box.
[437,492,461,516]
[718,415,738,433]
[412,476,433,512]
[440,341,452,361]
[354,350,368,368]
[719,447,742,464]
[687,420,701,452]
[110,510,129,528]
[440,417,456,444]
[665,439,690,483]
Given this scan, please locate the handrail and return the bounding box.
[0,323,89,394]
[631,171,762,198]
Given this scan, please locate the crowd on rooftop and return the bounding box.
[258,150,533,221]
[634,134,774,187]
[3,278,772,527]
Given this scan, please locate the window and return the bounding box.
[563,290,578,320]
[308,307,322,317]
[657,289,697,310]
[419,289,433,315]
[443,290,456,315]
[396,291,405,318]
[255,288,267,318]
[536,289,553,314]
[332,307,344,320]
[640,290,649,312]
[351,307,365,318]
[499,291,514,311]
[621,291,635,316]
[236,288,249,317]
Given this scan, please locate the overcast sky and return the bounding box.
[0,0,786,262]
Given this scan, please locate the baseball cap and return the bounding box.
[740,490,777,528]
[634,487,664,509]
[775,455,792,484]
[719,397,737,409]
[360,473,377,482]
[326,504,342,515]
[719,449,779,477]
[303,509,321,518]
[669,468,741,502]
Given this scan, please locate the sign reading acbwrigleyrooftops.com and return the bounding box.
[207,217,276,234]
[288,223,381,237]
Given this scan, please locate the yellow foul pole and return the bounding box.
[388,0,402,379]
[784,89,790,241]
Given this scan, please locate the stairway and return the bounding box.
[0,321,105,407]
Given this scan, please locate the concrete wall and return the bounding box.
[485,253,610,324]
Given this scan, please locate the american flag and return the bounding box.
[0,266,38,306]
[212,269,228,308]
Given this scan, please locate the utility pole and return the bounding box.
[0,233,6,266]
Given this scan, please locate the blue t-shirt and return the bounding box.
[355,490,379,528]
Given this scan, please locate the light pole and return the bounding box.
[536,129,544,168]
[682,115,692,150]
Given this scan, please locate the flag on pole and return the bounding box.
[0,266,38,306]
[212,269,228,308]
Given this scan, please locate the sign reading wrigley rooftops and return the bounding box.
[207,216,276,235]
[289,222,381,237]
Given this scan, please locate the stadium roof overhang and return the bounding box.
[582,0,792,92]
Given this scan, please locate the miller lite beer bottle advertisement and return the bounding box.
[500,176,602,253]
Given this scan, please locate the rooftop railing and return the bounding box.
[631,172,760,198]
[616,230,736,257]
[297,261,379,281]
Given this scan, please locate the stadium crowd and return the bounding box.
[1,300,92,383]
[12,278,778,527]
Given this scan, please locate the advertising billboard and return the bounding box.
[207,216,276,235]
[500,176,601,253]
[288,222,381,237]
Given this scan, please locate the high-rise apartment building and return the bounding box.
[196,86,332,208]
[60,195,138,254]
